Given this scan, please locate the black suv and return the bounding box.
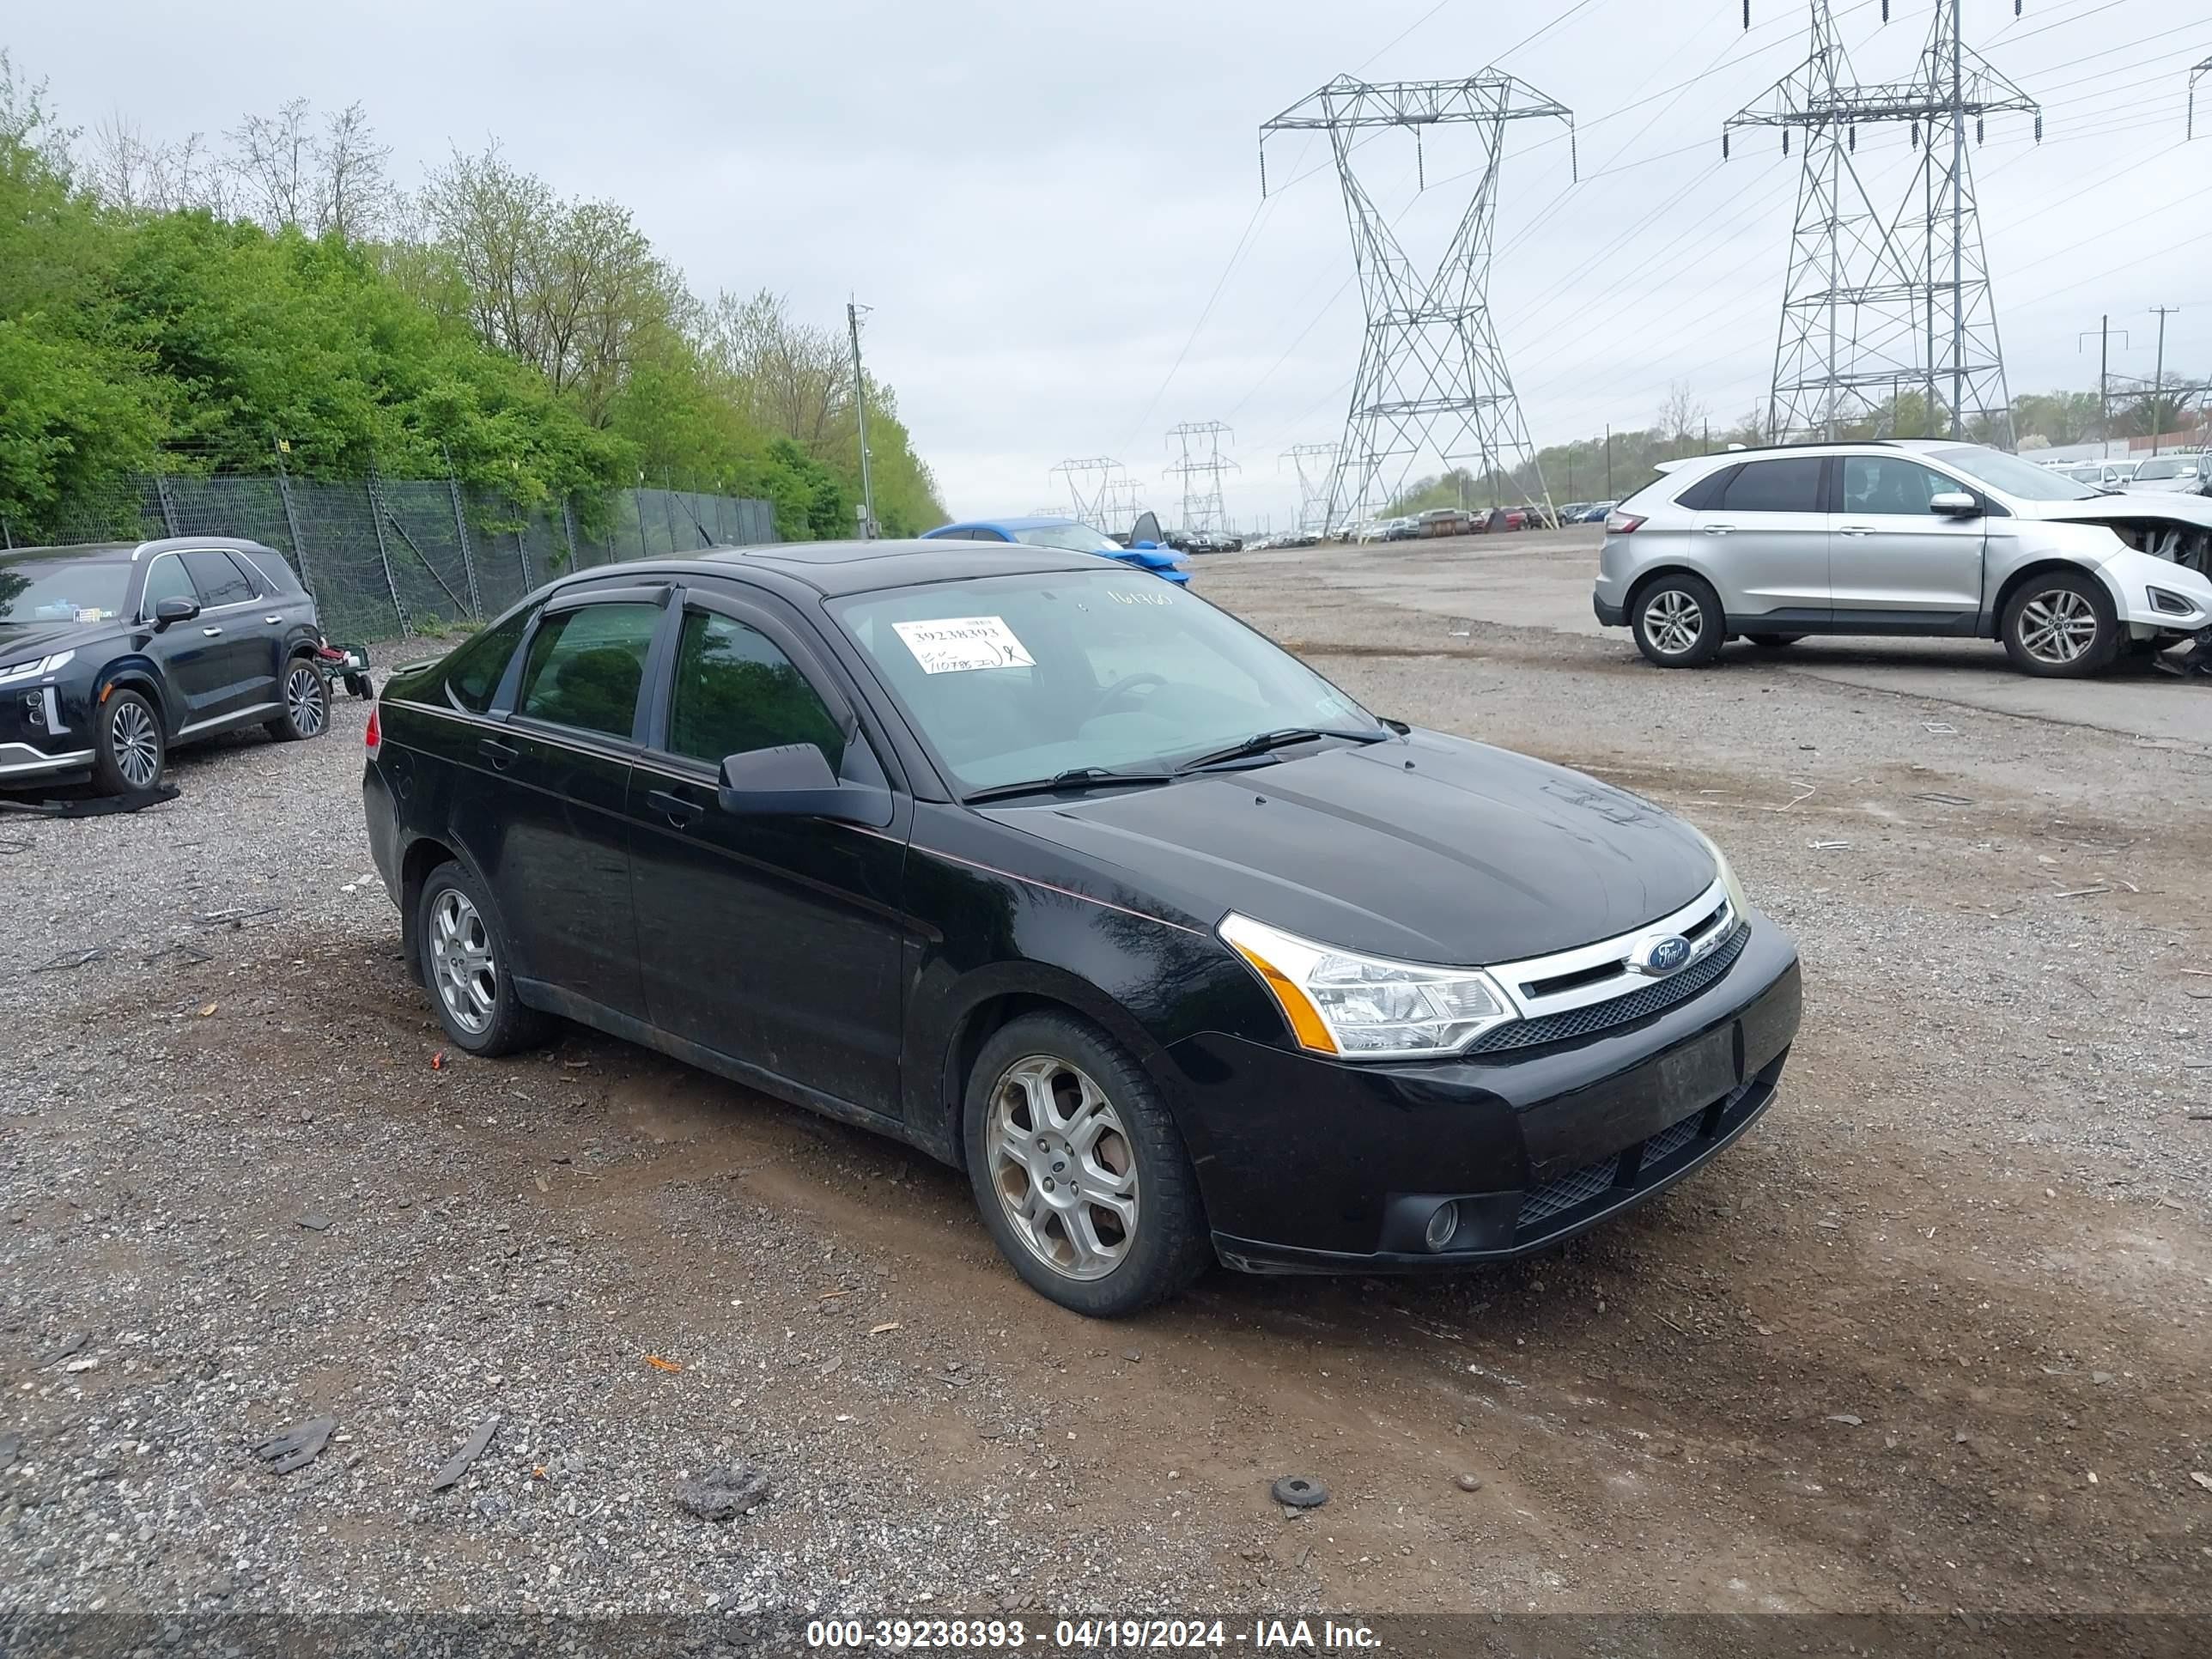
[363,541,1800,1316]
[0,538,332,794]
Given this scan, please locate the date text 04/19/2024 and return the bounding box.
[803,1617,1382,1650]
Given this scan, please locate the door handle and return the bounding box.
[264,614,283,624]
[647,787,703,829]
[201,625,223,637]
[477,737,519,771]
[1701,523,1735,535]
[1838,524,1875,537]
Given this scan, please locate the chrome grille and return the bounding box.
[1466,923,1747,1054]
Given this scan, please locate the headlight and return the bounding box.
[1218,913,1514,1060]
[0,651,73,685]
[1691,826,1749,917]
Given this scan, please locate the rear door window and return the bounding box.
[514,602,661,740]
[181,550,256,607]
[441,610,532,714]
[1718,459,1825,514]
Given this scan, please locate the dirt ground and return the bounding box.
[3,548,2209,1625]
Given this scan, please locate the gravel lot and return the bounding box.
[3,559,2209,1628]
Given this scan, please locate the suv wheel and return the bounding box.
[2001,571,2118,678]
[1631,574,1725,668]
[416,861,547,1056]
[266,656,330,741]
[963,1012,1212,1317]
[94,690,165,795]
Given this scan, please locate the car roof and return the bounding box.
[690,538,1099,596]
[0,542,137,563]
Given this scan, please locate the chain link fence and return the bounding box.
[5,473,777,643]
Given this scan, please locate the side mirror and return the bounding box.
[1929,491,1979,517]
[151,596,200,631]
[717,743,892,827]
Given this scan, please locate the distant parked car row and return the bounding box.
[2039,450,2208,497]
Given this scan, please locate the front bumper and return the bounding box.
[1164,912,1802,1273]
[0,681,93,786]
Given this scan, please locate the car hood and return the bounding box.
[0,619,102,662]
[986,730,1718,965]
[2027,494,2212,528]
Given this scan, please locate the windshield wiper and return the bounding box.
[963,766,1174,805]
[1174,726,1389,774]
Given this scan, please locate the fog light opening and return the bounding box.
[1424,1200,1461,1253]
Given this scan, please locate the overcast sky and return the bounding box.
[14,0,2212,527]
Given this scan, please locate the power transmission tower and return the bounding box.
[1261,73,1571,531]
[2191,55,2212,138]
[1727,2,2039,445]
[2076,317,2129,451]
[1099,474,1150,527]
[1164,422,1238,535]
[1281,443,1339,536]
[1048,456,1127,523]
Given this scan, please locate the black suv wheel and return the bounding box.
[93,689,165,795]
[266,655,330,741]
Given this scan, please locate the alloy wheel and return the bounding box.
[2016,588,2097,665]
[428,889,498,1036]
[286,664,328,736]
[110,700,160,789]
[1644,589,1704,656]
[984,1054,1139,1281]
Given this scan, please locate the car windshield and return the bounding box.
[2133,458,2197,480]
[830,568,1382,792]
[0,560,132,627]
[1923,445,2100,501]
[1011,523,1122,554]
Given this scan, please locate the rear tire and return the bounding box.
[415,860,547,1057]
[963,1012,1212,1318]
[265,656,330,741]
[2000,570,2118,678]
[1747,633,1805,649]
[92,690,165,796]
[1631,573,1726,668]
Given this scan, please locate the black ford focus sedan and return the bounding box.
[362,540,1801,1316]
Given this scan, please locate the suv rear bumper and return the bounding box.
[1593,592,1626,627]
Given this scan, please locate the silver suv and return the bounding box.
[1592,441,2212,677]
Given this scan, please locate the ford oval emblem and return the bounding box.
[1630,933,1693,977]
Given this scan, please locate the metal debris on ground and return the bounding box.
[254,1417,337,1475]
[1271,1475,1328,1510]
[675,1461,770,1522]
[31,947,110,975]
[1922,721,1959,735]
[432,1415,501,1492]
[1808,840,1851,851]
[1911,792,1975,806]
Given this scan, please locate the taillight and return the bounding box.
[1605,511,1646,534]
[364,702,382,759]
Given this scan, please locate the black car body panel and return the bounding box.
[0,538,325,787]
[366,542,1803,1277]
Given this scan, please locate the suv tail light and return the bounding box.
[1605,510,1646,534]
[364,702,382,760]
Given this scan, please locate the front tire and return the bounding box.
[93,690,165,795]
[963,1012,1212,1317]
[1631,573,1726,668]
[416,861,546,1057]
[2001,570,2118,678]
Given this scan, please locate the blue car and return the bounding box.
[921,517,1192,586]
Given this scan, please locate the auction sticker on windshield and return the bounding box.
[891,617,1036,675]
